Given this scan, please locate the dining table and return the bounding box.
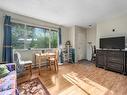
[35,52,57,74]
[35,52,56,64]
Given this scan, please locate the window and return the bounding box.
[12,23,25,49]
[12,22,58,49]
[27,26,50,48]
[50,30,58,48]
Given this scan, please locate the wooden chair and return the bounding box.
[36,53,49,75]
[91,45,96,62]
[48,49,59,71]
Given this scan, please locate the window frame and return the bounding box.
[11,22,59,50]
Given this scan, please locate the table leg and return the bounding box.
[49,60,52,70]
[56,60,59,71]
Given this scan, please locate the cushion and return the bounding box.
[0,71,16,92]
[7,64,15,72]
[0,65,10,78]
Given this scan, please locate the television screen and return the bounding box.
[100,36,125,49]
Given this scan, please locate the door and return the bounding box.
[75,28,86,61]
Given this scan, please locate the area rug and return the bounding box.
[18,78,50,95]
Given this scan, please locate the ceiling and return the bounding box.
[0,0,127,27]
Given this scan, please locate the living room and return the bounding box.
[0,0,127,95]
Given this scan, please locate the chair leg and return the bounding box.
[39,64,40,75]
[55,60,58,71]
[30,64,32,75]
[49,60,52,70]
[39,69,40,75]
[46,63,48,68]
[54,61,56,71]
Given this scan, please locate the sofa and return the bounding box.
[0,63,18,95]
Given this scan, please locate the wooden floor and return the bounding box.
[18,61,127,95]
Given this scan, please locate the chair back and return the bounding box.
[14,52,22,63]
[54,49,59,60]
[93,45,96,54]
[35,53,40,64]
[40,55,48,64]
[46,49,51,53]
[14,52,25,75]
[92,45,96,55]
[35,53,48,65]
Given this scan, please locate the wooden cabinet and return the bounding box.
[96,50,126,74]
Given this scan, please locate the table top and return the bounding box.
[35,53,55,56]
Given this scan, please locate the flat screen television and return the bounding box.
[100,36,125,49]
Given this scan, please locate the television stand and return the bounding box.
[96,49,127,74]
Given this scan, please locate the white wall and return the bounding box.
[96,14,127,48]
[61,26,70,48]
[0,9,70,61]
[68,26,76,48]
[86,26,97,61]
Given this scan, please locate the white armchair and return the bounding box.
[14,52,32,75]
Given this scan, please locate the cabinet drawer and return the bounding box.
[106,62,123,73]
[107,57,124,64]
[107,51,124,57]
[97,50,107,55]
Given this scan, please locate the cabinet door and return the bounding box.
[96,53,105,68]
